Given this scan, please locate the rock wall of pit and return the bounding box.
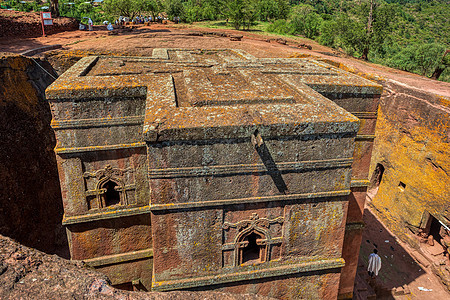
[368,80,450,238]
[0,53,67,257]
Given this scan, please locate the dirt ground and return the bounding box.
[356,206,450,299]
[1,20,450,299]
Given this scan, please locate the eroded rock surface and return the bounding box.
[0,234,272,299]
[0,53,67,256]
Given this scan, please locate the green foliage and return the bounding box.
[165,0,184,19]
[256,0,289,21]
[289,4,322,39]
[256,0,279,21]
[103,0,141,19]
[266,19,293,34]
[225,0,258,30]
[388,43,448,77]
[181,0,224,23]
[2,0,42,12]
[58,0,104,22]
[141,0,164,19]
[317,19,337,46]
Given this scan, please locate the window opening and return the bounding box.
[373,163,385,187]
[398,181,406,191]
[103,181,120,207]
[429,215,443,244]
[242,232,263,265]
[368,163,385,200]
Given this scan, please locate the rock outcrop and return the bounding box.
[0,234,272,299]
[0,53,67,256]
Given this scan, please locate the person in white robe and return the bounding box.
[88,18,94,31]
[368,249,381,278]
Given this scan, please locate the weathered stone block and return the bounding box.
[46,49,382,297]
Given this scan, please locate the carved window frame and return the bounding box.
[83,165,134,209]
[223,213,284,267]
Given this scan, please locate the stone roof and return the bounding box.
[46,49,382,144]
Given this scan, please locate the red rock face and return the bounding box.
[0,54,67,257]
[0,10,78,38]
[46,49,382,297]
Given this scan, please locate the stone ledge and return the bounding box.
[355,135,376,141]
[148,158,353,178]
[51,116,144,130]
[62,205,151,225]
[20,44,62,56]
[55,142,146,154]
[152,258,345,291]
[345,223,365,230]
[81,248,153,267]
[351,112,378,119]
[350,179,370,188]
[150,190,351,212]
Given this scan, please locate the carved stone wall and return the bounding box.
[46,49,382,298]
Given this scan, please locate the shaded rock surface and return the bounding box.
[0,234,272,299]
[0,53,68,257]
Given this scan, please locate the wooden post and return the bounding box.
[40,12,46,37]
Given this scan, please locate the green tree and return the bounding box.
[266,19,294,34]
[289,4,323,39]
[50,0,59,17]
[388,43,449,80]
[318,19,338,46]
[256,0,279,21]
[182,0,224,23]
[225,0,258,30]
[323,0,397,60]
[141,0,164,20]
[104,0,141,19]
[256,0,290,21]
[164,0,184,19]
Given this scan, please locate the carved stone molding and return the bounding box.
[223,213,284,266]
[83,165,135,209]
[223,213,284,232]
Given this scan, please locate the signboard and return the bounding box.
[42,12,51,19]
[40,12,53,36]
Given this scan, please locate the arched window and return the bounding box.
[238,230,267,266]
[101,180,121,207]
[242,232,263,264]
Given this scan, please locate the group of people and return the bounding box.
[79,17,94,31]
[79,18,114,31]
[115,15,171,25]
[80,14,180,30]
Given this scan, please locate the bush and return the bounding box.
[388,43,448,79]
[289,4,322,39]
[266,19,293,35]
[317,19,337,47]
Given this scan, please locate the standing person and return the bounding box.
[88,18,93,31]
[367,249,381,278]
